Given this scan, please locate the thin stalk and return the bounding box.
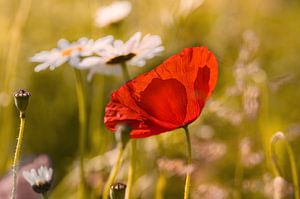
[155,173,167,199]
[286,142,299,199]
[103,144,124,199]
[270,133,300,199]
[155,137,166,199]
[121,62,130,82]
[126,139,136,199]
[11,113,26,199]
[74,69,87,198]
[183,125,192,199]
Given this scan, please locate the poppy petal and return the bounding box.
[138,78,187,126]
[104,46,218,138]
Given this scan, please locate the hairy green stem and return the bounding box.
[74,69,87,198]
[103,144,124,199]
[183,125,192,199]
[11,114,26,199]
[126,139,136,199]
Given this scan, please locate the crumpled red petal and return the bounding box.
[104,46,218,138]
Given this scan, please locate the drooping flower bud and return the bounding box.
[13,89,31,115]
[115,123,131,149]
[110,182,126,199]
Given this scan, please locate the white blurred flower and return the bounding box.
[95,1,132,27]
[194,184,228,199]
[80,32,164,80]
[31,36,113,72]
[179,0,205,16]
[23,166,53,194]
[240,137,264,167]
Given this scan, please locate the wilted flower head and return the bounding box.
[81,32,164,80]
[22,166,53,194]
[95,1,132,27]
[31,36,113,72]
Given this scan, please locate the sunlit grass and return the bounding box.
[1,0,300,198]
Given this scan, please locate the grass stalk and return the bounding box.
[11,114,26,199]
[74,69,87,198]
[183,125,192,199]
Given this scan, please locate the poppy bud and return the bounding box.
[115,123,131,149]
[13,89,31,116]
[110,182,126,199]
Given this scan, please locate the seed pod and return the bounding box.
[14,89,31,115]
[110,182,126,199]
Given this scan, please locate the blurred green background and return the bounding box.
[1,0,300,198]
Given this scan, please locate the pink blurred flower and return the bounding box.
[0,155,51,199]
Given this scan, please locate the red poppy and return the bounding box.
[104,47,218,138]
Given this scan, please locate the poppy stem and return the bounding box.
[183,125,192,199]
[270,132,300,199]
[126,139,136,199]
[103,143,124,199]
[11,113,26,199]
[74,69,87,198]
[121,62,130,81]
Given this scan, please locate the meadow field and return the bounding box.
[1,0,300,198]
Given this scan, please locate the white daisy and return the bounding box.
[31,36,113,72]
[22,166,53,194]
[95,1,132,27]
[80,32,164,80]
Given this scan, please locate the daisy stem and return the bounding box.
[121,62,130,81]
[11,113,26,199]
[103,144,124,199]
[183,125,192,199]
[74,69,87,198]
[126,139,136,199]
